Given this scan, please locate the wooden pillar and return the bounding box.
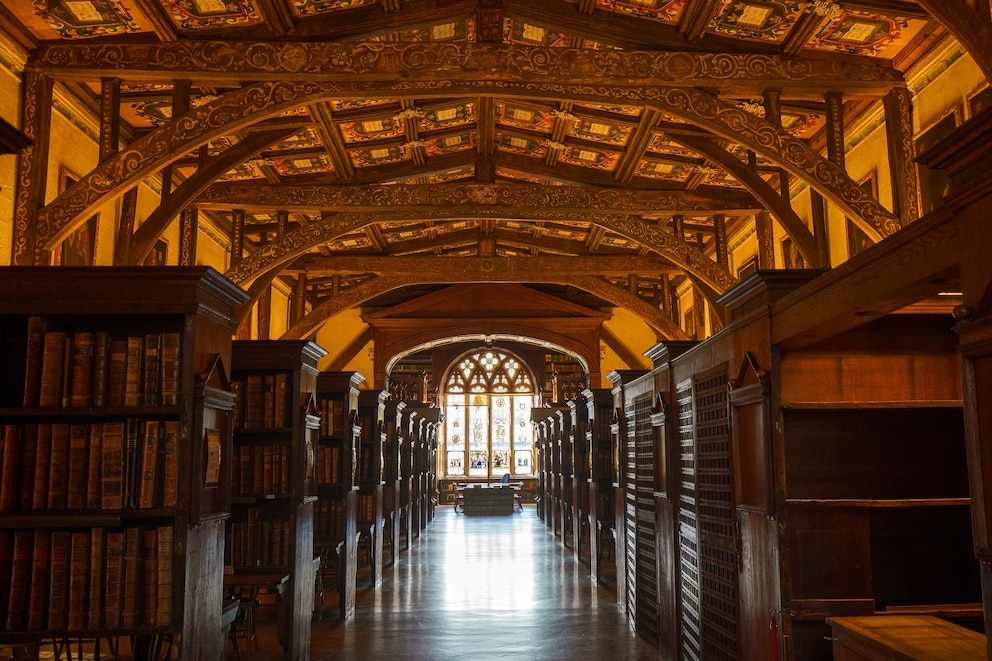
[11,71,53,265]
[161,81,191,201]
[713,214,728,269]
[231,209,245,267]
[809,189,830,267]
[883,87,921,227]
[672,215,685,242]
[98,77,140,265]
[755,211,774,270]
[825,91,846,169]
[291,272,307,325]
[115,188,138,265]
[257,286,272,341]
[179,206,198,266]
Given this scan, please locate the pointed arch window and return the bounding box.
[443,350,535,478]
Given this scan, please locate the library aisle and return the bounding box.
[249,505,662,660]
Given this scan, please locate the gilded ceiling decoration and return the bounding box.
[6,0,971,339]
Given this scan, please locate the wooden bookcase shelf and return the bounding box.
[229,339,325,661]
[0,266,246,658]
[313,371,363,620]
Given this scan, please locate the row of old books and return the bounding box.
[0,525,173,632]
[225,508,292,569]
[0,419,179,512]
[232,373,290,430]
[317,398,346,437]
[356,493,375,524]
[313,500,346,541]
[316,445,342,486]
[22,317,182,409]
[231,443,291,498]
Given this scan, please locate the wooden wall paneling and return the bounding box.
[607,371,648,622]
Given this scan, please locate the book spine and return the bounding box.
[66,423,89,510]
[107,339,128,408]
[5,530,32,630]
[141,528,157,626]
[162,420,179,508]
[0,530,11,629]
[67,530,89,630]
[27,529,51,630]
[38,331,66,408]
[47,529,70,630]
[69,331,94,407]
[91,331,110,408]
[160,332,181,407]
[124,336,144,407]
[87,527,104,629]
[245,375,264,428]
[103,530,125,628]
[138,419,161,509]
[142,333,161,407]
[85,423,103,509]
[156,525,173,626]
[0,424,20,511]
[60,334,72,408]
[100,422,125,510]
[124,417,141,509]
[120,527,139,628]
[31,423,52,510]
[22,315,46,407]
[46,422,71,510]
[274,372,288,427]
[263,374,275,428]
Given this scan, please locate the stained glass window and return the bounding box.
[443,350,535,478]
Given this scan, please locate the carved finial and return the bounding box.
[953,304,974,322]
[552,110,576,122]
[545,140,566,151]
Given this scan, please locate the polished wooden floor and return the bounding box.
[243,505,663,660]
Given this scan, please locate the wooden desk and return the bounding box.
[827,615,987,660]
[460,484,516,514]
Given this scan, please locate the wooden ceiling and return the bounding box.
[4,1,954,340]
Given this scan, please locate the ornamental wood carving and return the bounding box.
[195,182,761,214]
[31,42,901,91]
[33,76,900,256]
[223,210,736,294]
[280,273,686,341]
[304,254,675,277]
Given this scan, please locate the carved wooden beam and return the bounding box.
[33,79,899,254]
[126,128,299,264]
[277,273,687,341]
[223,210,736,294]
[29,42,902,94]
[666,132,822,267]
[303,254,675,277]
[195,182,761,214]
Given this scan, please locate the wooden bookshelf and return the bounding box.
[356,389,385,588]
[229,340,326,660]
[313,371,363,620]
[0,266,247,659]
